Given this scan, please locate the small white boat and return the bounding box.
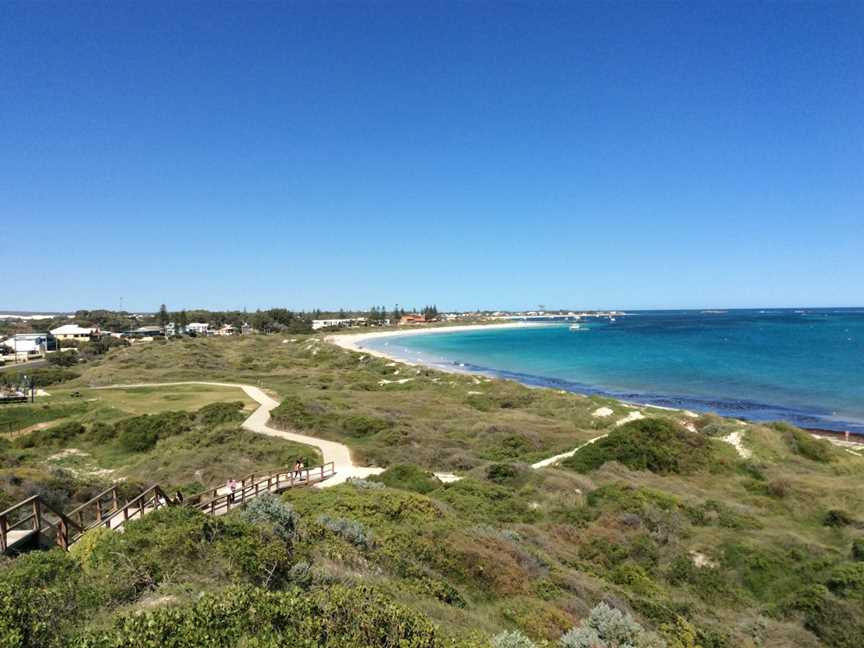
[569,323,582,331]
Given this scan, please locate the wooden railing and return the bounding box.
[88,484,174,533]
[189,462,336,516]
[1,463,336,554]
[0,495,83,553]
[66,485,121,532]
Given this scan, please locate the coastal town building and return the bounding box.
[49,324,100,341]
[311,318,367,330]
[186,322,210,335]
[0,333,58,360]
[121,326,164,342]
[240,322,254,335]
[215,324,237,336]
[398,315,427,325]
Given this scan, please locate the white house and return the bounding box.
[187,322,210,335]
[215,324,237,336]
[1,333,58,359]
[50,324,100,341]
[311,317,367,330]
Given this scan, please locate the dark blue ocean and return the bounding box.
[363,309,864,434]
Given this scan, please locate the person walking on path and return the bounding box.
[227,478,237,504]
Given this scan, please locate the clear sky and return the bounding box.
[1,2,862,313]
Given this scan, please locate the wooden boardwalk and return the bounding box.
[0,462,335,555]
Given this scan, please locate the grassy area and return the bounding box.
[1,334,863,647]
[0,384,256,436]
[0,382,318,514]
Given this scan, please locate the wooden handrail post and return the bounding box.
[57,518,68,550]
[112,488,118,512]
[0,515,7,552]
[96,498,103,521]
[32,500,41,532]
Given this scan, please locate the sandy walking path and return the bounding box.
[94,381,383,487]
[95,380,609,486]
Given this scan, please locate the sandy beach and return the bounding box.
[327,321,552,365]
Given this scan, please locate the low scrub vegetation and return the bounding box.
[562,418,712,474]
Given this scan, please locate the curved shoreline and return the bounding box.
[328,325,864,435]
[327,322,552,365]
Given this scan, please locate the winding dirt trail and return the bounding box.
[95,381,605,483]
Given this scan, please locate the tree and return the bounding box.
[158,304,169,329]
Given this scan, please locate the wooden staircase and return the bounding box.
[0,461,335,556]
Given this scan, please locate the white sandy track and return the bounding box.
[95,381,613,486]
[93,382,383,487]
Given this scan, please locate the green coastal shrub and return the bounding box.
[115,411,193,452]
[76,506,293,598]
[563,418,711,475]
[823,510,856,528]
[270,395,330,430]
[341,414,391,437]
[485,463,521,485]
[695,413,739,437]
[0,550,91,648]
[851,538,864,561]
[771,422,834,463]
[85,422,115,443]
[241,493,298,542]
[195,401,245,426]
[490,630,537,648]
[371,464,441,494]
[783,584,864,648]
[14,421,86,448]
[435,479,538,524]
[318,514,374,549]
[559,602,665,648]
[0,367,78,387]
[79,584,449,648]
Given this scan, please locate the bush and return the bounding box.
[824,510,856,528]
[47,351,78,367]
[851,538,864,561]
[772,422,834,463]
[558,602,665,648]
[318,514,374,549]
[341,414,391,437]
[371,464,441,494]
[695,413,739,437]
[14,421,86,448]
[0,550,92,648]
[270,396,328,430]
[79,584,448,647]
[563,418,711,475]
[5,368,79,387]
[115,411,193,452]
[486,463,521,485]
[826,563,864,598]
[195,401,245,426]
[241,494,298,542]
[491,630,538,648]
[85,422,115,443]
[77,506,293,595]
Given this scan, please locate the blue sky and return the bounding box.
[1,2,862,312]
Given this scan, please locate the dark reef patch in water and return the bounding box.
[447,361,864,435]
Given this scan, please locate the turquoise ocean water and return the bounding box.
[362,309,864,434]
